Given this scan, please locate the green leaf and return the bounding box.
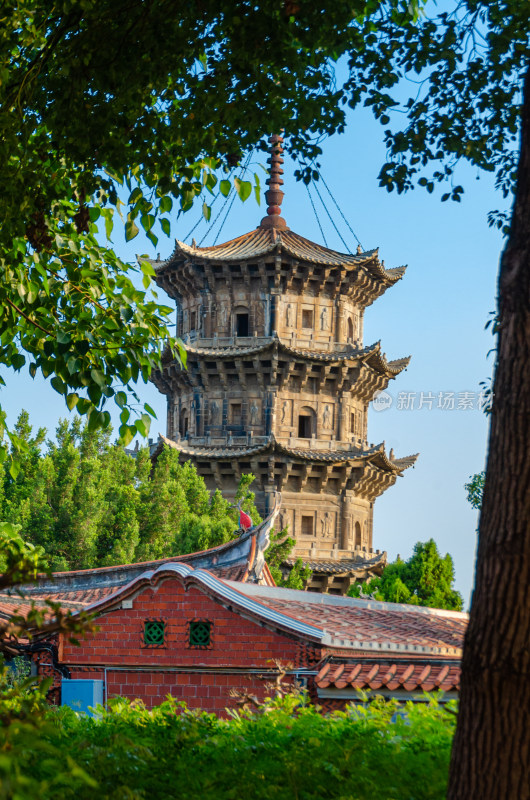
[140,213,155,232]
[134,418,147,437]
[234,178,252,202]
[115,391,127,408]
[219,180,231,197]
[66,393,79,411]
[90,369,106,388]
[144,403,157,418]
[146,230,158,247]
[160,217,171,237]
[77,398,92,415]
[125,219,139,241]
[50,376,66,395]
[159,196,173,214]
[128,188,143,204]
[118,424,135,446]
[202,202,211,222]
[11,354,25,370]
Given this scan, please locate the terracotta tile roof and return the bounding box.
[316,660,461,692]
[12,498,281,611]
[160,434,418,475]
[283,552,387,575]
[180,339,410,378]
[235,583,467,655]
[0,593,87,621]
[152,228,407,288]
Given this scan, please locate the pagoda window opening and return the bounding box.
[355,521,362,549]
[302,309,314,329]
[351,412,356,435]
[298,410,313,439]
[347,317,354,341]
[301,515,314,537]
[190,310,197,331]
[180,411,189,437]
[235,312,250,337]
[229,403,242,425]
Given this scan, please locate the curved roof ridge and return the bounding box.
[153,227,392,272]
[236,581,468,620]
[78,562,325,643]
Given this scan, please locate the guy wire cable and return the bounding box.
[316,168,365,251]
[311,178,351,253]
[210,149,254,246]
[183,165,236,243]
[304,181,328,247]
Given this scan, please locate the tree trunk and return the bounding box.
[447,63,530,799]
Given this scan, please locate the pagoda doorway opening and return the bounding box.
[180,411,189,437]
[355,521,362,549]
[298,407,315,439]
[234,307,250,337]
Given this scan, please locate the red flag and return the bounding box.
[239,509,253,531]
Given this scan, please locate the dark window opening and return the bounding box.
[230,403,242,425]
[189,620,212,648]
[347,317,354,341]
[298,414,312,438]
[180,413,189,436]
[144,620,166,647]
[302,309,314,329]
[190,311,196,330]
[301,516,314,537]
[236,313,249,336]
[351,412,356,434]
[355,522,362,548]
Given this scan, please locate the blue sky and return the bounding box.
[2,104,504,606]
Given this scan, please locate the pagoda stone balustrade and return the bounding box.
[181,334,361,354]
[174,433,371,451]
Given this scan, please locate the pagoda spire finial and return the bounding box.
[259,133,289,231]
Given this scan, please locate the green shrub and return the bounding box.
[1,689,456,800]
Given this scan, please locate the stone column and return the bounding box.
[340,495,354,551]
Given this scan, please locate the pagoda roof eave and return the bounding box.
[147,228,405,286]
[158,338,411,379]
[156,434,418,475]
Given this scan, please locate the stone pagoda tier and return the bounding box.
[150,135,418,594]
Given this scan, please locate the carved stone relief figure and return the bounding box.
[320,306,328,331]
[249,401,259,426]
[322,404,332,429]
[321,511,333,538]
[217,303,228,331]
[210,400,219,425]
[285,303,293,328]
[281,399,290,425]
[254,301,265,331]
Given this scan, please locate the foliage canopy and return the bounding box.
[0,682,456,800]
[2,0,526,463]
[350,539,464,611]
[0,411,309,586]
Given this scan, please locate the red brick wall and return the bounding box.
[59,578,322,712]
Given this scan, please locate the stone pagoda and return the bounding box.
[151,135,418,594]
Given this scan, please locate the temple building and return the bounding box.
[2,501,466,715]
[151,135,418,593]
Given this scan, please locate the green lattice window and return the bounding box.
[143,620,166,646]
[189,620,212,648]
